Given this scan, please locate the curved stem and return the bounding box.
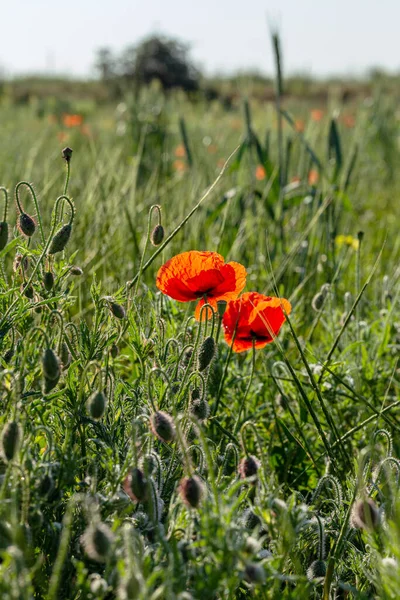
[15,181,45,244]
[134,204,162,296]
[0,186,9,222]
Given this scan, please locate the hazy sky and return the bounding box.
[1,0,399,77]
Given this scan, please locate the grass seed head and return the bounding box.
[239,456,260,479]
[150,411,175,442]
[42,348,61,381]
[1,422,21,462]
[307,560,327,581]
[179,475,204,508]
[48,224,72,254]
[18,212,36,237]
[0,221,8,250]
[123,467,149,502]
[87,391,107,420]
[197,336,216,371]
[350,497,380,531]
[81,522,114,562]
[150,224,165,246]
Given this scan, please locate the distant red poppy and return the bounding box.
[295,119,305,133]
[308,169,319,186]
[255,165,266,181]
[310,109,324,122]
[156,251,247,320]
[173,159,187,172]
[222,292,291,353]
[63,114,83,128]
[174,144,186,158]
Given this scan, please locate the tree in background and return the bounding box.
[95,35,199,93]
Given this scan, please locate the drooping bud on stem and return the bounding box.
[150,411,175,442]
[197,336,216,371]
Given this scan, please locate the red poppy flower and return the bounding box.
[222,292,291,353]
[156,251,247,320]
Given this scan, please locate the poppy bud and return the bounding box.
[197,336,216,371]
[3,348,14,364]
[1,422,21,462]
[60,341,71,369]
[182,348,193,366]
[307,560,327,581]
[190,392,210,421]
[48,224,72,255]
[242,508,262,531]
[0,221,8,251]
[123,467,148,502]
[110,343,119,358]
[18,213,36,237]
[109,302,126,319]
[43,376,59,394]
[81,522,114,563]
[70,265,83,276]
[20,283,34,299]
[244,563,265,584]
[62,147,73,163]
[217,300,227,317]
[150,411,175,442]
[43,271,54,291]
[42,348,61,381]
[38,473,54,497]
[13,253,29,273]
[87,391,107,420]
[179,475,204,508]
[350,498,380,531]
[239,456,260,479]
[150,224,164,246]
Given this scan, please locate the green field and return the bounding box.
[1,81,400,599]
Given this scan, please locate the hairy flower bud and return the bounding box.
[179,475,204,508]
[109,302,126,319]
[1,422,21,462]
[123,467,149,503]
[81,522,114,563]
[43,271,54,291]
[150,411,175,442]
[307,560,327,581]
[48,224,72,254]
[350,498,380,531]
[87,391,107,420]
[60,341,72,369]
[42,348,61,381]
[0,221,8,251]
[150,224,164,246]
[197,336,216,371]
[18,213,36,237]
[238,456,260,479]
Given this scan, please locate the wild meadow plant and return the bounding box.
[1,42,400,599]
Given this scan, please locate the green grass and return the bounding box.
[1,79,400,599]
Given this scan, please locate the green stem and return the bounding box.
[15,181,45,244]
[234,340,256,434]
